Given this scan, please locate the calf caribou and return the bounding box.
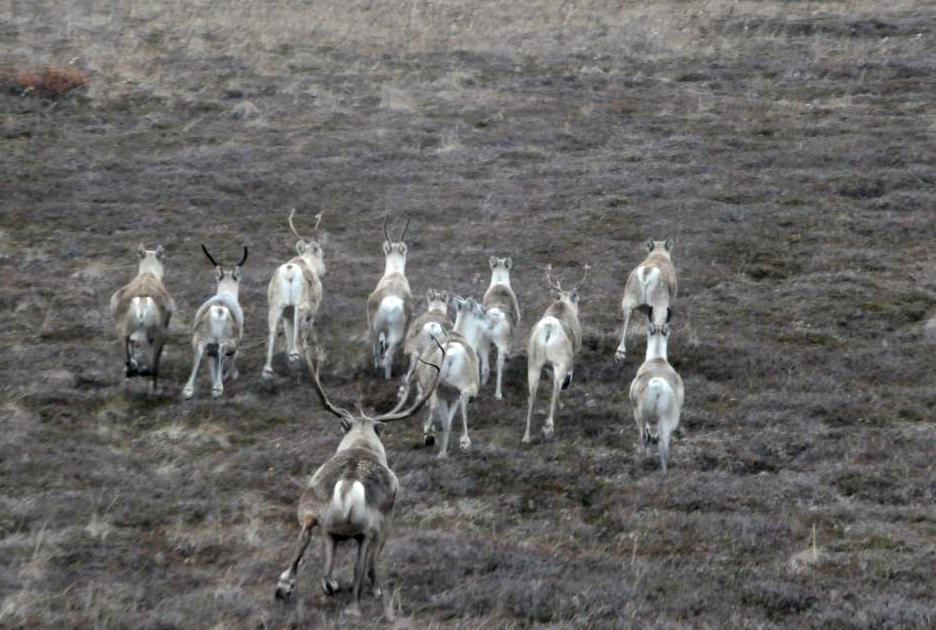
[262,210,326,380]
[109,244,175,392]
[182,245,247,400]
[274,343,445,616]
[628,322,684,473]
[401,288,452,389]
[367,217,413,379]
[614,239,677,363]
[480,256,520,400]
[523,265,588,443]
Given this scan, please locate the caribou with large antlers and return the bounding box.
[366,216,413,379]
[109,244,175,392]
[182,245,248,400]
[614,239,677,363]
[274,342,445,616]
[522,264,588,443]
[262,209,326,380]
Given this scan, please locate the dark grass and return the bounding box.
[2,0,936,627]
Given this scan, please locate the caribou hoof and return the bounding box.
[344,604,362,617]
[424,433,435,447]
[521,432,532,444]
[459,436,471,451]
[494,391,504,401]
[542,426,554,440]
[322,578,339,596]
[275,572,294,600]
[436,450,448,460]
[211,387,223,399]
[288,353,302,366]
[613,350,626,364]
[261,367,274,381]
[182,386,195,400]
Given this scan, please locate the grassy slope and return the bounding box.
[2,1,935,627]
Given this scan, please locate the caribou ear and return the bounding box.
[296,241,307,255]
[441,290,449,303]
[489,255,497,269]
[570,288,580,303]
[664,238,674,252]
[504,257,512,270]
[137,244,146,259]
[155,245,165,261]
[453,296,465,310]
[374,421,385,436]
[645,238,655,254]
[398,243,408,256]
[340,417,352,432]
[382,241,392,255]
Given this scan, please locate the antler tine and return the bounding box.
[374,335,446,422]
[544,264,562,291]
[288,208,301,239]
[237,246,249,267]
[399,215,411,242]
[383,215,391,243]
[201,244,219,267]
[303,348,353,422]
[572,263,591,291]
[312,211,324,233]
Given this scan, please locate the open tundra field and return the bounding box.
[2,0,936,627]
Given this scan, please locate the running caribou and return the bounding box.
[480,256,520,400]
[182,245,247,400]
[400,288,452,390]
[614,239,677,363]
[262,210,326,379]
[109,244,175,392]
[523,265,588,443]
[274,343,445,616]
[367,217,413,379]
[411,296,488,457]
[629,322,684,473]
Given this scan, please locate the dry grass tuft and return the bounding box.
[6,65,89,98]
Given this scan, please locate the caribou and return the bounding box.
[262,209,326,380]
[614,239,677,363]
[109,244,175,392]
[274,343,445,616]
[522,265,588,443]
[410,296,487,458]
[628,322,684,473]
[400,288,452,391]
[480,256,520,400]
[182,245,247,400]
[366,217,413,379]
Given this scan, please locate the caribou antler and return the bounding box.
[288,208,301,239]
[572,263,591,291]
[237,246,249,267]
[399,216,411,243]
[304,348,354,424]
[312,212,324,233]
[373,335,446,422]
[201,244,219,267]
[545,264,563,292]
[383,215,391,243]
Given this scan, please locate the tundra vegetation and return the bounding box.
[2,0,935,628]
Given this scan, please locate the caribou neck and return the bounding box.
[645,331,669,363]
[383,252,406,277]
[490,268,511,288]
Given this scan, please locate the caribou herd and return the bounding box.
[109,210,683,615]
